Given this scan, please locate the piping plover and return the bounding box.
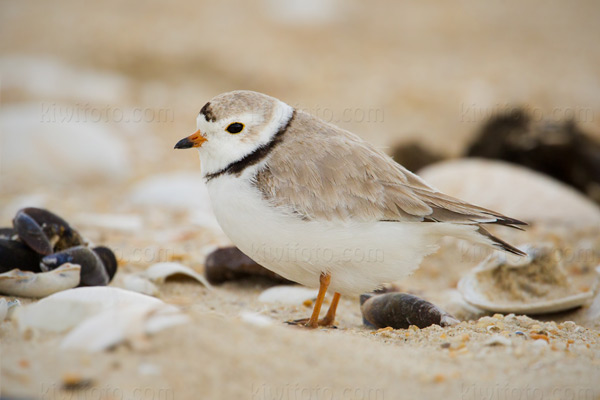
[175,90,525,328]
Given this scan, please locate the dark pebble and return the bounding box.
[204,246,292,285]
[360,292,458,330]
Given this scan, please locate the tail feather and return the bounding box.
[475,226,526,256]
[427,223,526,257]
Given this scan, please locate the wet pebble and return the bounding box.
[360,292,459,330]
[204,246,291,285]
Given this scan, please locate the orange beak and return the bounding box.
[174,130,207,149]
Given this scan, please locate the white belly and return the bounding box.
[207,174,446,296]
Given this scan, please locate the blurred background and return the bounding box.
[1,0,599,220]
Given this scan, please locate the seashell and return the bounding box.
[13,286,164,332]
[41,246,109,286]
[0,298,21,321]
[360,292,459,330]
[0,298,7,321]
[143,262,212,288]
[122,274,159,296]
[92,246,118,282]
[258,286,320,305]
[60,302,189,352]
[205,246,292,285]
[13,210,53,255]
[13,207,85,254]
[239,311,274,327]
[458,244,595,314]
[419,159,600,226]
[0,263,80,298]
[484,335,512,346]
[0,238,43,273]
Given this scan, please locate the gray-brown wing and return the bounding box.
[254,111,525,228]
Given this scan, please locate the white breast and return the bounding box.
[206,169,450,296]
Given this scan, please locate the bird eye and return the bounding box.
[226,122,244,134]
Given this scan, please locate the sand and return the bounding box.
[1,1,600,398]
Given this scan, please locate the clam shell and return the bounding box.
[0,263,80,298]
[0,298,21,321]
[419,159,600,226]
[60,302,189,352]
[458,245,595,314]
[13,286,164,332]
[122,274,159,296]
[143,262,212,289]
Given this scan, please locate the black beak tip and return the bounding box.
[174,138,194,149]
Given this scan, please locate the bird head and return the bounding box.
[174,90,294,176]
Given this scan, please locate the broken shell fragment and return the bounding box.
[41,246,109,287]
[0,298,21,321]
[458,244,595,314]
[204,246,291,285]
[0,238,43,273]
[122,274,159,296]
[360,292,459,330]
[60,302,189,352]
[0,264,81,298]
[143,262,212,288]
[13,286,165,332]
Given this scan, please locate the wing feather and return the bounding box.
[254,111,526,229]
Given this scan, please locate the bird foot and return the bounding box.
[285,318,337,329]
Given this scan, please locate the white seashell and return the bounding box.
[0,299,21,321]
[419,159,600,226]
[60,302,189,352]
[13,286,164,332]
[239,311,274,327]
[258,286,320,305]
[122,274,159,296]
[458,244,594,314]
[484,335,512,346]
[0,299,6,321]
[143,262,212,289]
[0,264,80,298]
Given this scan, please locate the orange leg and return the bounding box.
[320,292,341,327]
[305,272,331,328]
[288,273,340,328]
